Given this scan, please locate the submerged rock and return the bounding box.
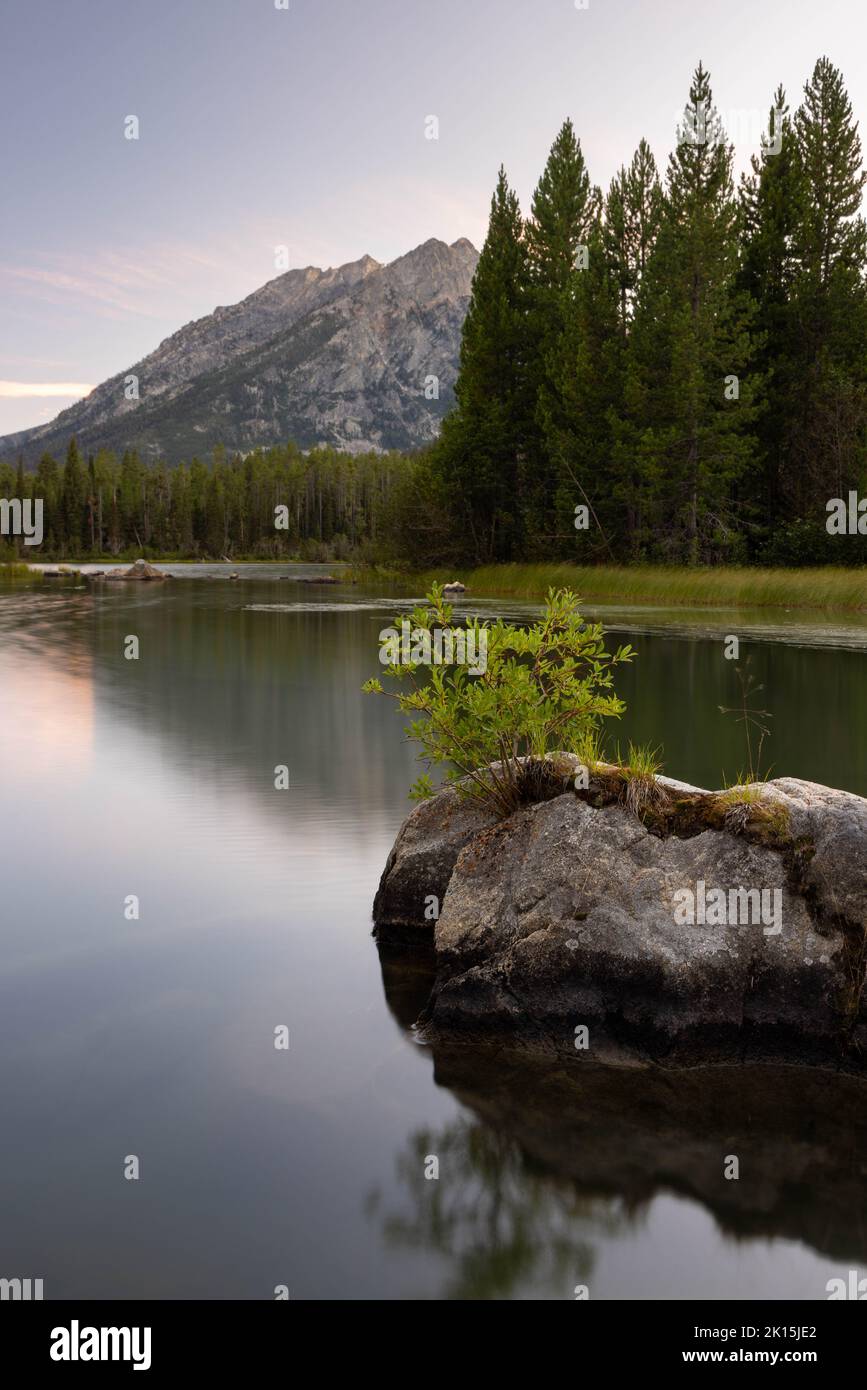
[373,765,867,1067]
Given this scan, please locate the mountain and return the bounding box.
[1,238,478,464]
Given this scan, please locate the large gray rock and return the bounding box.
[373,784,495,940]
[373,772,867,1066]
[768,777,867,926]
[373,754,583,937]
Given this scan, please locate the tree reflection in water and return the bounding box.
[366,1116,637,1301]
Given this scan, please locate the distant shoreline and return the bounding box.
[8,557,350,569]
[4,558,867,613]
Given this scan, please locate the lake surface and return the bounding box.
[1,564,865,1300]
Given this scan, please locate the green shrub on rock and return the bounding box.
[363,583,634,818]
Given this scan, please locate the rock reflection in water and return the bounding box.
[375,941,867,1293]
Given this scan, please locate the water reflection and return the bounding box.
[366,1116,632,1300]
[3,571,867,799]
[1,568,865,1299]
[377,945,867,1286]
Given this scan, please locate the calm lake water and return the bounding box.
[1,564,865,1300]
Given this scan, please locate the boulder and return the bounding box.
[372,767,867,1066]
[373,782,496,940]
[105,558,167,581]
[373,754,583,937]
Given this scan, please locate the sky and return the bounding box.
[1,0,866,434]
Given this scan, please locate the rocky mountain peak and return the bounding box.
[0,237,479,463]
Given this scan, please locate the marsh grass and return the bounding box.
[413,563,867,612]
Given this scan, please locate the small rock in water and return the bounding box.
[105,557,167,581]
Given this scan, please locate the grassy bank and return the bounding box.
[412,563,867,612]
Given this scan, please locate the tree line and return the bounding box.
[385,56,867,567]
[0,441,407,561]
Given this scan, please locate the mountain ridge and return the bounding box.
[1,237,478,463]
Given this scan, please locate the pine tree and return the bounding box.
[592,143,664,555]
[61,437,86,555]
[35,453,59,552]
[627,63,761,562]
[783,57,867,515]
[604,140,663,336]
[119,450,145,550]
[738,89,804,535]
[533,141,663,561]
[12,455,26,556]
[525,120,600,293]
[86,454,98,552]
[795,58,866,289]
[433,166,529,562]
[523,120,602,548]
[537,225,623,558]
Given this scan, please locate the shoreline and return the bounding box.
[5,557,867,615]
[410,562,867,613]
